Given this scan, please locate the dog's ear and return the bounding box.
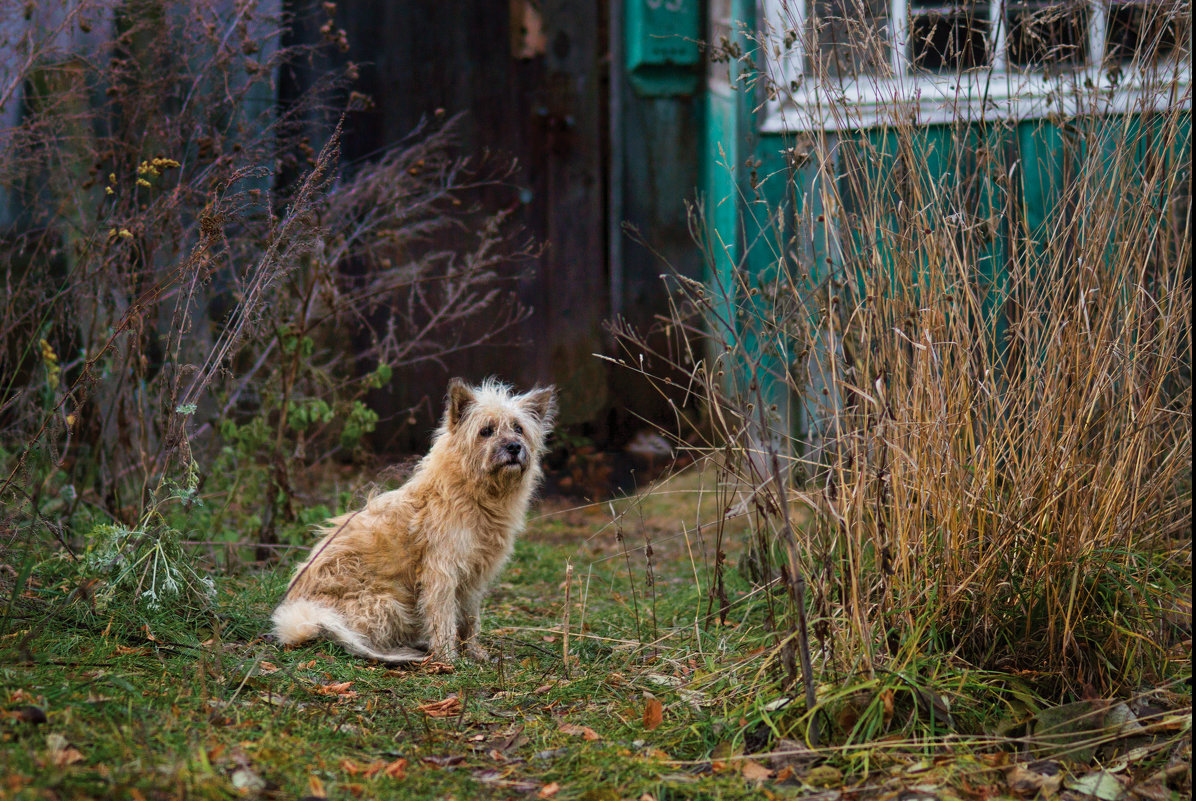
[518,385,557,428]
[446,378,476,430]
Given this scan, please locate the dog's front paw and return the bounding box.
[463,642,492,662]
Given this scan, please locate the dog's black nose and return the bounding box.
[505,442,522,456]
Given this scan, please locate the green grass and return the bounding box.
[1,470,1191,800]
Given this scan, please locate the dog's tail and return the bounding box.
[272,598,427,663]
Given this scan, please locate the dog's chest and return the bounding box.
[431,516,516,582]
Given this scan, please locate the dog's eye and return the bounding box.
[480,426,493,438]
[513,423,523,435]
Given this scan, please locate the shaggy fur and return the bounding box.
[272,377,557,662]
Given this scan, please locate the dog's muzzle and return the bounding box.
[493,440,528,472]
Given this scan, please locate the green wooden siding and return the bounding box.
[702,53,1191,442]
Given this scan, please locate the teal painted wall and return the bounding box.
[702,48,1191,443]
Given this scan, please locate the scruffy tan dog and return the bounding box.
[272,377,556,662]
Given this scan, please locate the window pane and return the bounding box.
[908,1,992,71]
[1006,0,1091,67]
[806,0,892,78]
[1105,0,1190,63]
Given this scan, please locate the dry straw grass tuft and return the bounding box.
[617,1,1191,704]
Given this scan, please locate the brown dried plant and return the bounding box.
[0,1,533,558]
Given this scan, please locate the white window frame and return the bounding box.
[759,0,1192,131]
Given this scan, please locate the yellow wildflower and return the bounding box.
[40,339,60,391]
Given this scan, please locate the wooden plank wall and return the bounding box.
[325,0,611,446]
[318,0,706,449]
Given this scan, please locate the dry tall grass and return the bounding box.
[620,0,1191,705]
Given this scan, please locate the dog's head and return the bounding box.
[437,377,557,488]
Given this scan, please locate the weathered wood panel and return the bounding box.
[323,0,609,443]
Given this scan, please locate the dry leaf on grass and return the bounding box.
[539,782,561,798]
[314,681,356,698]
[417,695,462,717]
[558,721,601,740]
[257,661,279,674]
[422,754,466,767]
[741,759,773,781]
[307,774,327,798]
[46,733,84,767]
[230,765,265,793]
[643,696,663,730]
[363,761,390,778]
[384,758,408,779]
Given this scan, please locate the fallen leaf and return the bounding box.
[805,765,843,787]
[880,688,895,727]
[257,661,279,674]
[340,758,361,775]
[307,774,327,798]
[46,733,84,767]
[559,721,601,741]
[643,696,664,730]
[417,696,462,717]
[361,761,388,778]
[422,754,466,767]
[52,746,85,767]
[646,672,683,687]
[1066,771,1125,801]
[230,766,265,793]
[539,782,561,798]
[314,681,356,698]
[384,758,408,779]
[1006,761,1062,798]
[741,759,773,781]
